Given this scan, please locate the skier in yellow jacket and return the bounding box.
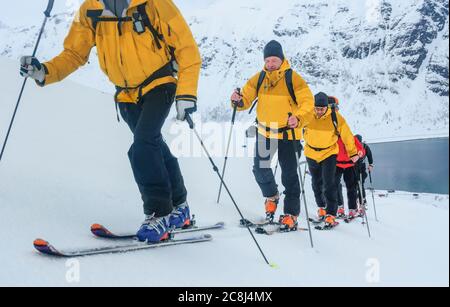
[302,92,359,229]
[19,0,201,243]
[231,40,314,231]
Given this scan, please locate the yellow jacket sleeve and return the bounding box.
[237,73,259,111]
[292,72,315,125]
[41,5,95,86]
[338,113,358,157]
[156,0,201,103]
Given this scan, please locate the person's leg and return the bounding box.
[122,84,177,217]
[253,134,279,198]
[160,141,187,207]
[322,155,338,216]
[307,157,326,208]
[361,170,368,201]
[278,140,301,216]
[343,167,358,210]
[335,168,344,208]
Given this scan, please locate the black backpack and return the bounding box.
[248,68,298,114]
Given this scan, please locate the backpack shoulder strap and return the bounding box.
[249,71,266,115]
[256,71,266,96]
[284,69,298,105]
[137,3,163,49]
[86,9,103,31]
[331,104,340,137]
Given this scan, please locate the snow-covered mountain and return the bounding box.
[0,0,448,139]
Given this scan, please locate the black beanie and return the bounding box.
[264,40,285,61]
[355,135,363,143]
[314,92,329,107]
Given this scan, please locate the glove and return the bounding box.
[176,99,197,121]
[20,56,45,83]
[231,89,244,108]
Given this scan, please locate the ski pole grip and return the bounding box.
[287,113,298,143]
[44,0,55,18]
[231,87,241,124]
[185,113,195,130]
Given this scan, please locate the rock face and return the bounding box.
[0,0,448,137]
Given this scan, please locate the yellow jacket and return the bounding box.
[40,0,201,104]
[302,109,357,163]
[237,60,314,140]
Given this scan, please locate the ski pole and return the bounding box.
[288,113,314,248]
[354,166,371,238]
[185,114,273,266]
[217,88,240,203]
[368,170,379,222]
[0,0,55,164]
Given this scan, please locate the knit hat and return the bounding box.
[314,92,329,107]
[264,40,285,61]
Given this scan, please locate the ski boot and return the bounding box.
[323,215,339,229]
[348,209,359,219]
[136,214,171,243]
[337,206,346,219]
[344,209,359,223]
[317,207,327,221]
[279,215,298,232]
[265,196,279,223]
[169,201,192,229]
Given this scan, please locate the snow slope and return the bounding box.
[0,57,448,286]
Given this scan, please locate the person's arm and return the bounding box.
[291,72,315,126]
[156,0,202,104]
[365,144,374,169]
[40,4,96,86]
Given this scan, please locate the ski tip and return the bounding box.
[203,234,213,240]
[33,238,59,256]
[90,224,112,237]
[269,263,279,269]
[33,238,49,247]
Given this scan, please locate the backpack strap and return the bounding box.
[284,69,298,105]
[86,10,104,30]
[330,104,340,137]
[249,69,298,114]
[137,3,163,49]
[249,71,266,114]
[256,70,266,95]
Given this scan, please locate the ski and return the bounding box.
[33,234,213,258]
[314,222,339,231]
[91,221,225,240]
[308,218,325,225]
[239,218,276,228]
[255,224,309,235]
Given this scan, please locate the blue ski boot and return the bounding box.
[136,214,170,243]
[169,202,192,229]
